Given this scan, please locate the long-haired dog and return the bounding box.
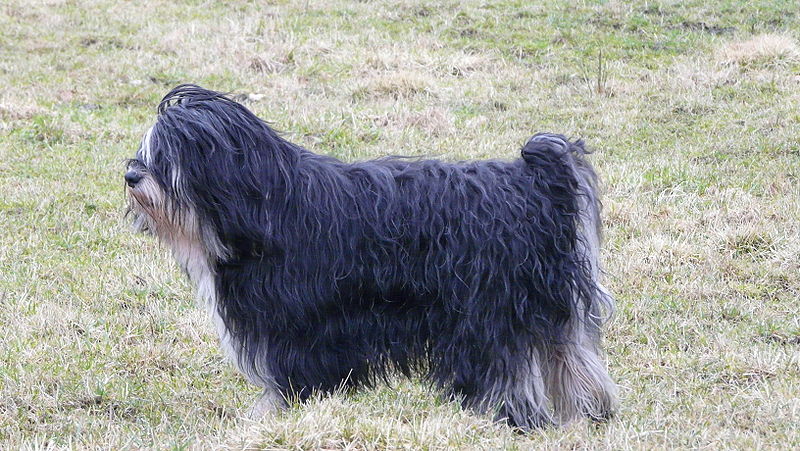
[125,84,617,429]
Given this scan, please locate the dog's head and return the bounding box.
[124,123,180,239]
[125,84,296,257]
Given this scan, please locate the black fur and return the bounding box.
[128,84,616,429]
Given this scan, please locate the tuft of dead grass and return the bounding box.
[352,71,433,100]
[717,33,800,67]
[371,107,454,136]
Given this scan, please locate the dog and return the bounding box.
[125,84,617,429]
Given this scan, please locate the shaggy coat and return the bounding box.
[125,84,617,429]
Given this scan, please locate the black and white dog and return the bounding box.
[125,84,617,429]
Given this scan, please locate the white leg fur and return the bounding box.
[246,388,286,419]
[546,334,618,424]
[501,348,554,428]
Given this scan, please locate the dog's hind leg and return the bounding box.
[544,314,618,424]
[453,345,554,430]
[494,347,554,430]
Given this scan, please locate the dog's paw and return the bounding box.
[245,389,285,420]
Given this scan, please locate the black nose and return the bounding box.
[125,170,143,187]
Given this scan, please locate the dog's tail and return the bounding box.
[521,133,614,327]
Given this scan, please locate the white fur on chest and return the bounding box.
[170,236,239,372]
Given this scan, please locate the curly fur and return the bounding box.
[125,84,617,429]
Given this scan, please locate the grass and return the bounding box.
[1,0,799,448]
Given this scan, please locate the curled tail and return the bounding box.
[523,133,600,236]
[521,132,612,322]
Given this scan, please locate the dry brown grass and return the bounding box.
[717,33,800,67]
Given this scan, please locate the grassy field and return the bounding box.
[1,0,799,448]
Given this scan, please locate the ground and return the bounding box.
[1,0,798,449]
